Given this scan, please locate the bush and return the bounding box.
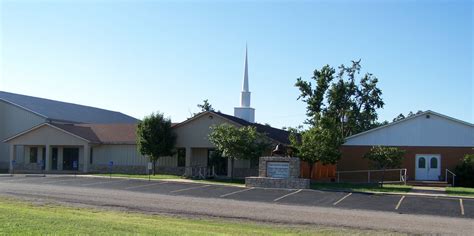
[454,154,474,187]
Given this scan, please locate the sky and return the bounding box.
[0,0,472,128]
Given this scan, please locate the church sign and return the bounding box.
[266,161,290,178]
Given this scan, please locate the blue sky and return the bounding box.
[1,0,472,128]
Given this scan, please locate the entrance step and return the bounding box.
[407,181,451,187]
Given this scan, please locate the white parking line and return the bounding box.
[333,193,352,206]
[273,189,302,202]
[170,184,212,193]
[395,195,405,210]
[460,199,465,216]
[42,178,81,184]
[220,187,254,197]
[124,181,168,190]
[81,179,129,186]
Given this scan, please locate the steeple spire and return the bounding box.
[242,45,249,92]
[234,45,255,123]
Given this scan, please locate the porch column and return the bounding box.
[9,144,15,174]
[83,144,90,173]
[57,147,63,171]
[185,147,192,176]
[45,145,51,171]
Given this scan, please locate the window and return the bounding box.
[430,157,438,169]
[90,147,94,164]
[177,148,186,167]
[418,157,426,168]
[29,147,38,163]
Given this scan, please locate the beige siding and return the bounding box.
[92,145,148,166]
[0,101,46,168]
[174,114,241,148]
[191,148,208,167]
[157,155,177,167]
[7,125,88,146]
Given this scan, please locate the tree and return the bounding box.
[454,154,474,187]
[197,99,214,112]
[393,110,424,122]
[136,112,176,175]
[363,146,405,187]
[208,124,271,179]
[295,60,384,137]
[289,118,343,178]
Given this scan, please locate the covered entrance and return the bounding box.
[208,149,227,176]
[63,148,79,171]
[415,154,441,180]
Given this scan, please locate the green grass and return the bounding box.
[0,197,384,235]
[311,182,412,193]
[93,173,246,187]
[446,187,474,197]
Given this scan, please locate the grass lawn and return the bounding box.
[446,187,474,197]
[311,182,412,193]
[0,197,383,235]
[93,173,246,187]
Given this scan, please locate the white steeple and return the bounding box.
[234,45,255,123]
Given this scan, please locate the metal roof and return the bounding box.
[0,91,138,124]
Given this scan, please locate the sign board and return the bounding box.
[38,159,44,167]
[147,162,153,170]
[266,162,290,178]
[108,161,114,167]
[72,160,78,169]
[11,160,16,165]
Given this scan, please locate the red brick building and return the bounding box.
[338,111,474,181]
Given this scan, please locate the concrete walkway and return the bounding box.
[410,186,447,195]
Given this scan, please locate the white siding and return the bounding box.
[0,101,45,169]
[344,113,474,147]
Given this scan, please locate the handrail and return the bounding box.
[445,169,456,186]
[336,168,407,184]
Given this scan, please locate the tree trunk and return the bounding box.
[380,167,386,188]
[230,157,235,180]
[153,160,156,176]
[309,162,314,180]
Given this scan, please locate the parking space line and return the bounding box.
[333,192,352,206]
[395,195,405,210]
[460,199,465,216]
[124,181,168,190]
[81,179,129,186]
[220,187,254,197]
[273,189,302,202]
[42,178,81,184]
[170,184,212,193]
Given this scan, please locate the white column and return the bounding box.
[58,147,63,171]
[185,147,192,176]
[9,144,15,174]
[45,145,51,171]
[83,144,90,173]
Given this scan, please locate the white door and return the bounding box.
[415,154,441,181]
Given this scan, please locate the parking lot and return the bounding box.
[0,175,471,219]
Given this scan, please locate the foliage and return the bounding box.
[454,154,474,187]
[136,112,176,175]
[208,124,271,178]
[289,119,343,177]
[295,60,384,137]
[197,99,214,112]
[393,110,423,122]
[363,146,405,169]
[363,146,405,187]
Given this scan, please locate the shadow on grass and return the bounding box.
[311,182,412,193]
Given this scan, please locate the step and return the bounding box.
[407,181,451,187]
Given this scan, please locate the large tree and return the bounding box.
[295,60,385,137]
[363,146,405,187]
[136,112,176,175]
[208,124,271,179]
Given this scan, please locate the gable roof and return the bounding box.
[175,111,291,144]
[345,110,474,142]
[0,91,138,124]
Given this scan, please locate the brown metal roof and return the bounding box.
[51,123,137,144]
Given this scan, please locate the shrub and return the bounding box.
[454,154,474,187]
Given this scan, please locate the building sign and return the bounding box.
[266,161,290,178]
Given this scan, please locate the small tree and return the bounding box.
[136,112,176,175]
[454,154,474,187]
[208,124,271,179]
[289,119,343,179]
[363,146,405,187]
